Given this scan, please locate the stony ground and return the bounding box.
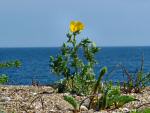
[0,85,150,113]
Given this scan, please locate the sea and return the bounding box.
[0,47,150,85]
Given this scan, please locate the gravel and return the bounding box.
[0,85,150,113]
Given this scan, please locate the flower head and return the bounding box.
[70,21,84,33]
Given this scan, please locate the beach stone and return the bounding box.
[49,109,57,113]
[0,96,11,102]
[55,103,65,110]
[34,102,42,109]
[112,112,117,113]
[80,105,88,111]
[82,98,90,108]
[63,93,70,96]
[32,92,37,96]
[88,109,94,113]
[122,108,129,112]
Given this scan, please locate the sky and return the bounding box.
[0,0,150,47]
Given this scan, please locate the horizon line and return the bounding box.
[0,45,150,48]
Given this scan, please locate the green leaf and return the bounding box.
[64,96,79,110]
[0,74,8,84]
[112,95,136,107]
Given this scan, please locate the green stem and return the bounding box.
[73,33,76,47]
[71,33,77,90]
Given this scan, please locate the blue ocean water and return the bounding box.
[0,47,150,85]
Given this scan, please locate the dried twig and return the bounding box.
[40,96,44,110]
[136,102,150,109]
[30,96,41,105]
[79,94,99,110]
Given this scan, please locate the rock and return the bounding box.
[32,102,43,110]
[0,96,11,102]
[63,93,70,96]
[123,108,130,112]
[49,109,56,113]
[55,104,64,110]
[120,108,130,112]
[112,111,117,113]
[99,110,108,113]
[80,105,88,111]
[32,92,37,95]
[82,98,90,108]
[88,109,94,113]
[74,96,81,101]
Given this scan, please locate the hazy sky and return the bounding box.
[0,0,150,47]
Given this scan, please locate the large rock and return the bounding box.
[80,105,88,111]
[0,96,11,102]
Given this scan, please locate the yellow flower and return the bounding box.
[70,21,85,33]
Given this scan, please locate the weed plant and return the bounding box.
[120,55,150,93]
[0,60,21,84]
